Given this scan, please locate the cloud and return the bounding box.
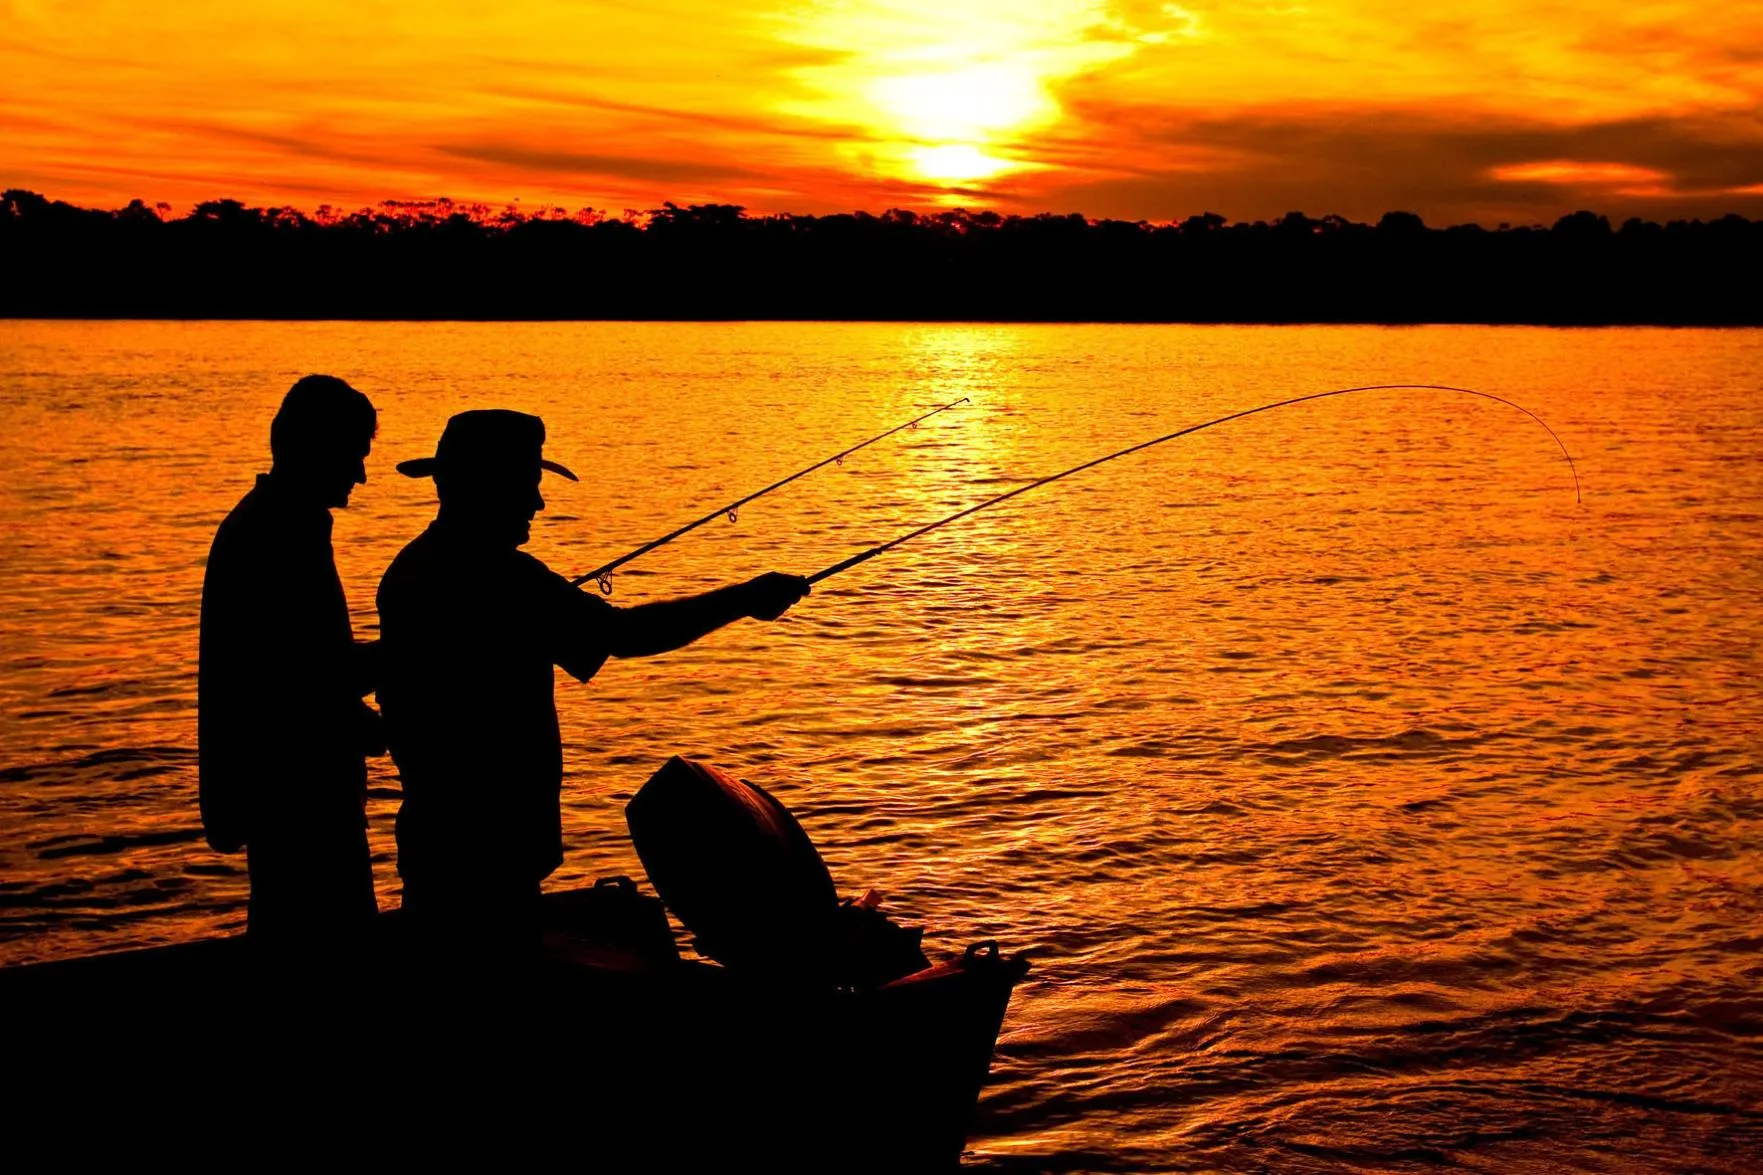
[438,144,760,185]
[475,85,863,144]
[1479,159,1763,199]
[1026,104,1763,223]
[1489,161,1672,187]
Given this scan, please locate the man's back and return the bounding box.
[199,474,366,850]
[377,521,612,893]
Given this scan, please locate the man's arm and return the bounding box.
[605,572,809,659]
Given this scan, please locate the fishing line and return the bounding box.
[807,384,1580,586]
[573,396,969,593]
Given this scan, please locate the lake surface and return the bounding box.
[2,321,1760,1170]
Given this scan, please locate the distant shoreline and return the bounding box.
[7,190,1760,326]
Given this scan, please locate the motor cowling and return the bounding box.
[626,756,926,986]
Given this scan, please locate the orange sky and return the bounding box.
[4,0,1761,224]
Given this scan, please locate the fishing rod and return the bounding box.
[808,384,1580,586]
[573,396,970,593]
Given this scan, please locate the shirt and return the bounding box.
[198,474,371,852]
[377,520,615,888]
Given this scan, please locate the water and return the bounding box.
[2,321,1760,1170]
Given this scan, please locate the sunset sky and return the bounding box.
[4,0,1761,224]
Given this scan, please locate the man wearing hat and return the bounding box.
[378,409,808,945]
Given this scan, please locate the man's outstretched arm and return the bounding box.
[604,572,809,658]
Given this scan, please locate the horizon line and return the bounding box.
[10,188,1762,234]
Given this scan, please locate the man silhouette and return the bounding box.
[199,375,383,946]
[378,410,808,948]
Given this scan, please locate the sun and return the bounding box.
[870,62,1056,145]
[911,145,1015,183]
[774,0,1142,189]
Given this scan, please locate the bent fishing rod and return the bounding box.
[808,384,1580,586]
[573,396,969,593]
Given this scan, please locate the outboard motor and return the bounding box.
[627,756,927,986]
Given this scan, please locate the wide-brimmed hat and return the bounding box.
[396,409,579,482]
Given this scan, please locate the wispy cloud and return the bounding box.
[1028,107,1763,222]
[438,144,759,185]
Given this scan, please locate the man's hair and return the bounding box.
[270,375,377,461]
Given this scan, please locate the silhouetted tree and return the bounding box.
[2,190,1758,323]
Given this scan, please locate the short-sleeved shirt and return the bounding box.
[377,521,616,888]
[199,474,369,852]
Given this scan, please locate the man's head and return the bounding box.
[270,375,377,508]
[397,409,578,547]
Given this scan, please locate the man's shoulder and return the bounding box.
[210,478,326,554]
[379,527,442,600]
[507,547,562,581]
[385,525,439,566]
[212,482,263,536]
[378,530,609,613]
[206,482,281,568]
[378,531,561,594]
[508,550,616,617]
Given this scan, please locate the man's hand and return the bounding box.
[742,572,810,621]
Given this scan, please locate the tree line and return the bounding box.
[4,189,1759,323]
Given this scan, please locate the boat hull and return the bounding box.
[5,882,1026,1169]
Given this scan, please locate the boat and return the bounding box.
[6,878,1025,1168]
[4,758,1030,1170]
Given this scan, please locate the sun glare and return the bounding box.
[912,144,1015,182]
[871,63,1056,145]
[776,0,1142,188]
